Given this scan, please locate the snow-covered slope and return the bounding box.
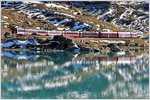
[73,1,149,35]
[1,1,122,35]
[1,1,149,37]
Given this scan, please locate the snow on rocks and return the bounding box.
[45,3,69,10]
[94,24,100,30]
[72,21,89,30]
[116,51,126,56]
[3,16,8,19]
[82,2,148,35]
[99,40,125,44]
[36,27,41,30]
[4,23,9,25]
[89,8,97,14]
[119,10,129,20]
[22,1,41,4]
[90,40,125,44]
[54,12,74,18]
[1,39,39,48]
[57,27,70,31]
[107,8,116,15]
[73,11,82,15]
[1,41,15,48]
[3,22,10,28]
[50,19,71,26]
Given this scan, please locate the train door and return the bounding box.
[99,32,101,38]
[79,32,83,38]
[117,32,119,38]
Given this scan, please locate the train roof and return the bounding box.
[16,28,137,34]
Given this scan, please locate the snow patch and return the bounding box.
[1,39,39,48]
[89,8,97,14]
[72,22,89,30]
[50,19,71,26]
[45,3,68,10]
[54,12,74,18]
[99,40,125,44]
[22,1,41,4]
[1,42,14,48]
[116,51,126,55]
[3,16,8,19]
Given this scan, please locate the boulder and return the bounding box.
[66,46,80,53]
[23,21,31,26]
[4,32,11,38]
[93,48,100,52]
[38,38,47,44]
[107,43,121,52]
[44,42,60,49]
[79,46,91,51]
[52,35,67,42]
[50,35,80,52]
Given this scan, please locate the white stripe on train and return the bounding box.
[16,28,138,38]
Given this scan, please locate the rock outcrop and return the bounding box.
[107,43,121,52]
[2,35,81,53]
[51,35,80,53]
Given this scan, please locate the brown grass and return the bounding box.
[72,38,148,48]
[48,6,122,32]
[1,8,55,37]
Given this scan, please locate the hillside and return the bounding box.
[2,1,122,37]
[70,1,149,36]
[1,1,149,38]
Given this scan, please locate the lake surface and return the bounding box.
[1,49,149,99]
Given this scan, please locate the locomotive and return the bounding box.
[16,28,138,38]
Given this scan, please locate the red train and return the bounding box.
[16,28,138,38]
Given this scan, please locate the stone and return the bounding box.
[50,35,80,52]
[107,43,121,52]
[79,46,91,51]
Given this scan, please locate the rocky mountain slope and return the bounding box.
[67,1,149,36]
[1,1,149,37]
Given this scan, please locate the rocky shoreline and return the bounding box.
[1,35,148,53]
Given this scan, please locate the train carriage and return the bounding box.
[100,32,118,38]
[16,28,138,38]
[48,31,62,36]
[131,33,137,38]
[118,56,133,64]
[130,56,137,62]
[37,30,48,35]
[81,32,99,38]
[99,57,118,64]
[63,31,80,38]
[99,32,109,38]
[17,29,28,34]
[28,29,38,35]
[109,32,118,38]
[118,32,131,38]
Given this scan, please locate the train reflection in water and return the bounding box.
[1,51,139,68]
[1,50,149,99]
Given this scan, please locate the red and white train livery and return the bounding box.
[16,28,138,38]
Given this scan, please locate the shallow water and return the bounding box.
[1,50,149,99]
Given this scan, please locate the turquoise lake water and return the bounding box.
[1,50,149,99]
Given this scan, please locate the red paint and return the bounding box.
[16,29,138,38]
